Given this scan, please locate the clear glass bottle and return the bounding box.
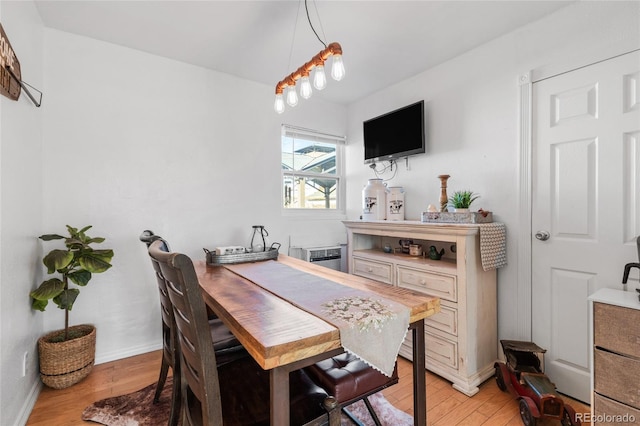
[249,225,269,252]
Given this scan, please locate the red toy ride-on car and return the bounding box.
[494,340,581,426]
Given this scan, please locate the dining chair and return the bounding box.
[140,230,247,426]
[147,240,340,426]
[305,352,399,426]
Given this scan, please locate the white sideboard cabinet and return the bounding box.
[343,220,498,396]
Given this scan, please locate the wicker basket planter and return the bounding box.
[38,324,96,389]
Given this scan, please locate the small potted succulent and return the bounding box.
[448,190,480,213]
[30,225,114,389]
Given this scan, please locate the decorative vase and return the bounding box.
[386,186,405,221]
[362,178,387,221]
[454,208,470,213]
[38,324,96,389]
[438,175,450,212]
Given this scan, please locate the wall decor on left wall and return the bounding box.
[0,22,42,106]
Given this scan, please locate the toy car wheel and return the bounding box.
[494,364,507,392]
[519,399,537,426]
[562,405,581,426]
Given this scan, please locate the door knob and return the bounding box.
[535,231,550,241]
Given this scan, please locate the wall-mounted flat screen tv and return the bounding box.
[363,100,425,164]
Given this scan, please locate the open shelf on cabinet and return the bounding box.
[352,249,456,274]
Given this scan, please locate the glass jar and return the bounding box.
[249,225,269,252]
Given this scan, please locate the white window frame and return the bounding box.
[281,124,346,218]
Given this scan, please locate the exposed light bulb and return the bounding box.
[274,93,285,114]
[299,75,312,99]
[313,65,327,90]
[286,85,298,107]
[331,55,345,81]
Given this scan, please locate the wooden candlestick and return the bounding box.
[438,174,450,212]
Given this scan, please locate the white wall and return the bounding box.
[345,1,640,340]
[40,28,347,363]
[0,1,45,425]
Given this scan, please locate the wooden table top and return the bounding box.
[195,254,440,370]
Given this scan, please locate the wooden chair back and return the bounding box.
[148,240,223,425]
[140,230,181,425]
[142,234,175,364]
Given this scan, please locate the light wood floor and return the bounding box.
[27,350,591,425]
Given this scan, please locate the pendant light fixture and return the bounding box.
[274,0,344,113]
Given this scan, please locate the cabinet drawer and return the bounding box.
[425,331,458,370]
[594,393,640,425]
[594,302,640,358]
[594,348,640,409]
[397,266,457,302]
[400,330,459,370]
[352,256,393,284]
[426,304,457,336]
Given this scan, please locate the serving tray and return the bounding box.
[421,211,493,224]
[204,243,280,265]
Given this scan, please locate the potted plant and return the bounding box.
[30,225,114,389]
[448,190,480,213]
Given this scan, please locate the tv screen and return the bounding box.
[363,100,425,164]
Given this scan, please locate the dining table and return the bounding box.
[195,254,440,426]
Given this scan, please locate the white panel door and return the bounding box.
[532,51,640,403]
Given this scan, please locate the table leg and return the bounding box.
[270,366,290,425]
[412,319,426,426]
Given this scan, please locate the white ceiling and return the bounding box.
[34,0,573,105]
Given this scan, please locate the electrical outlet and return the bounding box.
[22,351,28,377]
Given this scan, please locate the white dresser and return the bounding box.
[589,288,640,426]
[343,220,498,396]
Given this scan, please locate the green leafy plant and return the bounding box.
[449,190,480,209]
[30,225,114,341]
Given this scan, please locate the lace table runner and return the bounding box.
[225,261,409,377]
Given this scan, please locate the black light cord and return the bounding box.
[305,0,326,48]
[373,160,398,180]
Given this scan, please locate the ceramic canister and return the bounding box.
[386,186,405,221]
[362,178,387,220]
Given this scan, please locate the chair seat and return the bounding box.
[213,355,331,426]
[209,318,248,366]
[209,318,239,350]
[305,352,398,404]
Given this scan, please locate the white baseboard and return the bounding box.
[15,378,42,426]
[95,341,163,365]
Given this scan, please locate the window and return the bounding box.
[281,125,345,211]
